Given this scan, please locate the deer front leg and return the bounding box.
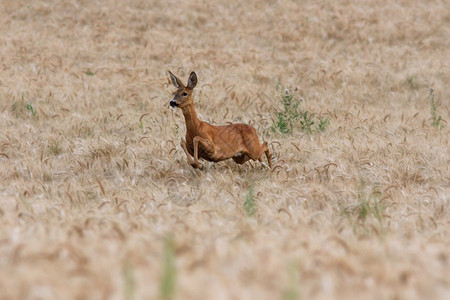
[192,136,214,170]
[180,140,196,167]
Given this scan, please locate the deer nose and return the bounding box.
[170,100,178,107]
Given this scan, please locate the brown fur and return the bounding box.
[169,71,273,170]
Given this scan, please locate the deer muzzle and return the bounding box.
[170,99,178,107]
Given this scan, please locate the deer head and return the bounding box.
[169,71,197,108]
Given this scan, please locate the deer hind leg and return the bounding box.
[192,136,214,170]
[247,142,273,169]
[262,142,273,169]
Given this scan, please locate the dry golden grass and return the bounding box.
[0,0,449,299]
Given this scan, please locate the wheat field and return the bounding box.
[0,0,449,299]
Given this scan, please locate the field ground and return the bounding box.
[0,0,449,299]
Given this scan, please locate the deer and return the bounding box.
[168,71,273,170]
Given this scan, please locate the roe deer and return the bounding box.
[169,71,273,170]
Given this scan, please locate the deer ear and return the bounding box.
[169,71,183,88]
[187,72,197,89]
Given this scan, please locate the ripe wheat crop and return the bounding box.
[0,1,449,299]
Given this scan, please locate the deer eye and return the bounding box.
[182,92,188,97]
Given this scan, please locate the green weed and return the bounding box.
[317,117,330,132]
[12,94,37,118]
[160,236,176,300]
[274,112,291,134]
[48,140,62,155]
[244,184,256,217]
[274,89,300,134]
[341,180,386,236]
[271,88,330,135]
[429,89,445,129]
[26,103,37,117]
[299,111,314,134]
[406,75,416,89]
[282,262,300,300]
[356,192,384,224]
[122,261,136,300]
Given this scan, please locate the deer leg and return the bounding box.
[180,140,196,166]
[192,136,214,170]
[262,142,273,169]
[247,142,273,169]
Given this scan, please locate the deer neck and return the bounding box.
[181,102,200,136]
